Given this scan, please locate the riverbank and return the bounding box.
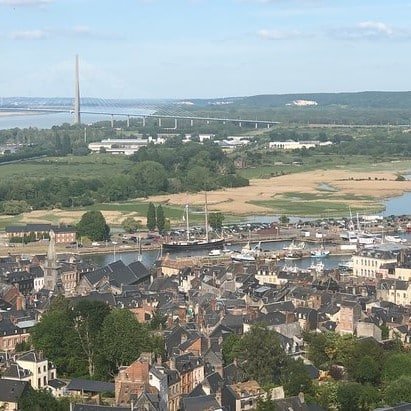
[147,168,411,216]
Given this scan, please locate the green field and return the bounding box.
[237,156,411,181]
[248,197,383,217]
[0,154,132,179]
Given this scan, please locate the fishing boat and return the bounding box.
[231,241,261,262]
[283,240,306,251]
[385,235,407,244]
[309,261,325,272]
[338,260,353,271]
[231,252,256,262]
[310,248,330,258]
[209,248,232,257]
[284,251,303,260]
[162,193,225,252]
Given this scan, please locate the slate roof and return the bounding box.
[128,261,150,281]
[181,394,221,411]
[73,405,129,411]
[0,379,29,403]
[48,379,67,389]
[0,319,28,336]
[83,260,149,288]
[66,378,115,394]
[223,362,247,385]
[2,363,32,379]
[17,351,44,363]
[274,395,309,411]
[70,291,116,307]
[203,371,224,393]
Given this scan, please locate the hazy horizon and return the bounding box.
[1,0,410,99]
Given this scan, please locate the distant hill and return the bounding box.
[235,91,411,109]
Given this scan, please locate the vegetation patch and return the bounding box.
[248,198,382,216]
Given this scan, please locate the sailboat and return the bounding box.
[162,192,225,252]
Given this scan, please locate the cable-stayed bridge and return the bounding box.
[0,96,279,129]
[0,56,279,129]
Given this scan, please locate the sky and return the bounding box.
[0,0,410,99]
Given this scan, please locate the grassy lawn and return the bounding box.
[248,198,383,217]
[281,192,375,201]
[237,156,411,181]
[0,154,132,180]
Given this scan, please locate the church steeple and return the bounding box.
[44,230,61,291]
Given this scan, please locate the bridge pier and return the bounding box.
[142,117,146,127]
[255,123,258,129]
[174,118,178,129]
[127,116,130,128]
[239,122,242,128]
[267,124,270,129]
[111,114,114,128]
[190,119,194,127]
[158,118,162,127]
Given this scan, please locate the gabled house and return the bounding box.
[0,379,30,411]
[115,355,151,406]
[15,350,56,390]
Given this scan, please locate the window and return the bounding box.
[44,376,47,386]
[38,378,41,387]
[43,365,46,372]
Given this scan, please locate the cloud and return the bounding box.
[8,25,121,41]
[257,28,305,40]
[331,21,411,41]
[10,29,47,40]
[0,0,53,6]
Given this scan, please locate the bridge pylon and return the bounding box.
[73,55,81,124]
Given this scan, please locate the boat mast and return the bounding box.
[185,204,190,241]
[205,191,209,242]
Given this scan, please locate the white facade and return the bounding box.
[353,254,397,278]
[88,137,165,155]
[16,353,56,390]
[269,141,316,150]
[33,276,44,292]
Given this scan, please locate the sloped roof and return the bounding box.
[181,394,221,411]
[67,378,114,394]
[0,379,29,403]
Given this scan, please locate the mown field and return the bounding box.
[0,154,132,179]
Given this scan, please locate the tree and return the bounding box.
[384,376,411,405]
[233,324,288,386]
[209,212,224,231]
[281,358,313,396]
[382,352,411,382]
[72,300,111,377]
[98,309,151,377]
[77,210,110,241]
[122,216,142,233]
[20,388,70,411]
[279,215,289,224]
[146,202,156,231]
[336,382,379,411]
[352,355,380,385]
[31,297,86,376]
[221,333,241,365]
[156,204,165,232]
[131,160,168,195]
[255,396,277,411]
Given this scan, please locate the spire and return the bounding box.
[47,229,57,265]
[74,54,81,124]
